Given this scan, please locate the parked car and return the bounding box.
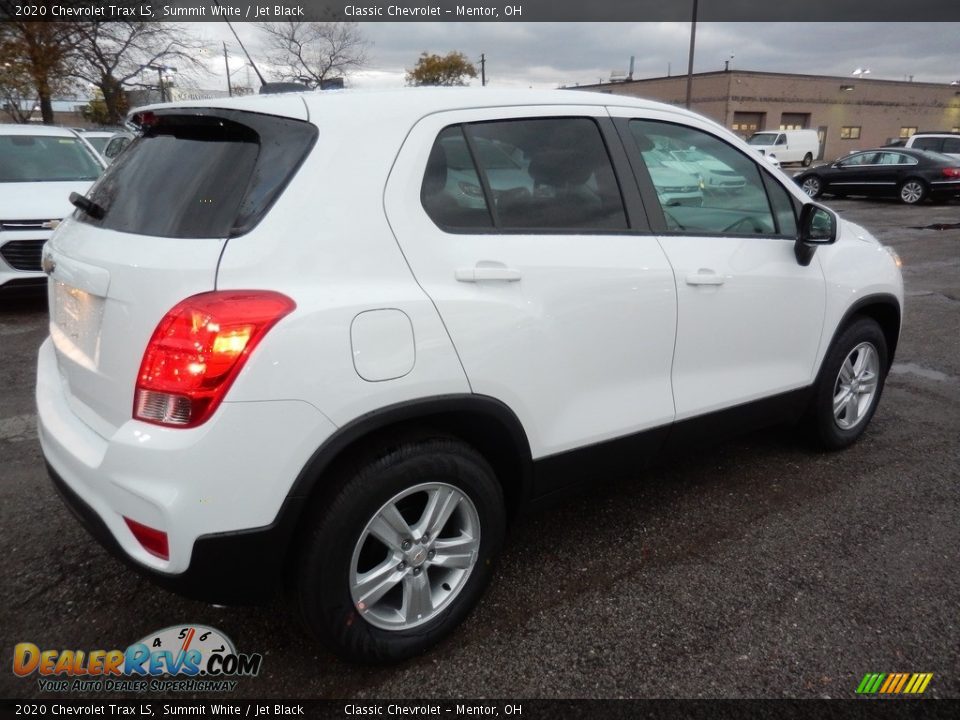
[39,89,903,663]
[101,130,135,163]
[794,147,960,204]
[76,129,122,159]
[654,146,747,194]
[747,129,820,166]
[884,131,960,161]
[0,125,105,293]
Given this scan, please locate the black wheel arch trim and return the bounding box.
[285,393,535,502]
[819,293,901,377]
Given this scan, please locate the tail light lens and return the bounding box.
[134,290,295,428]
[942,168,960,178]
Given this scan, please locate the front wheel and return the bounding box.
[899,179,927,204]
[807,317,888,450]
[801,175,822,198]
[294,436,505,663]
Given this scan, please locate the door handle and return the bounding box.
[685,269,725,286]
[455,265,522,283]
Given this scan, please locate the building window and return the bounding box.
[840,126,861,140]
[899,127,918,138]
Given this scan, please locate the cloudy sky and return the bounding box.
[189,22,959,92]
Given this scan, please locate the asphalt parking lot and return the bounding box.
[1,196,958,700]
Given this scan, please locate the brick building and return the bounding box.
[576,70,960,161]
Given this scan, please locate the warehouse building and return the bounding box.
[577,70,960,161]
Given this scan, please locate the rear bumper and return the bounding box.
[928,180,960,198]
[36,337,337,601]
[47,461,304,604]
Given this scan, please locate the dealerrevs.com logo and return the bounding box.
[13,625,262,693]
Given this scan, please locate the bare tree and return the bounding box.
[257,22,369,88]
[70,21,211,125]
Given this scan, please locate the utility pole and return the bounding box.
[480,53,486,87]
[223,42,232,97]
[685,0,698,109]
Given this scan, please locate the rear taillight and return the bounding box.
[942,168,960,178]
[124,517,169,560]
[134,290,295,428]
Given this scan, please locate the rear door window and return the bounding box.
[911,137,943,152]
[421,117,628,232]
[75,110,317,238]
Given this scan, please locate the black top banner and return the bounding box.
[2,0,960,22]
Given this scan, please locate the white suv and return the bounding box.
[37,89,903,663]
[887,132,960,160]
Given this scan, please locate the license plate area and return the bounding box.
[52,280,104,366]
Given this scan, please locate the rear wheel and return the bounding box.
[294,436,505,663]
[807,317,888,450]
[802,152,813,167]
[801,175,822,198]
[899,179,927,204]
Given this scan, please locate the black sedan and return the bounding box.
[794,148,960,204]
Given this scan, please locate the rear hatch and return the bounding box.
[46,107,317,437]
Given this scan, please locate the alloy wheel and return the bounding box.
[900,181,924,204]
[802,177,821,197]
[832,342,880,430]
[349,482,481,631]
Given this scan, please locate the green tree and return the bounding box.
[406,51,478,87]
[82,88,128,126]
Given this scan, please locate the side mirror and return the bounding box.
[795,203,837,266]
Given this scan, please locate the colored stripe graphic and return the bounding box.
[857,672,933,694]
[893,673,910,693]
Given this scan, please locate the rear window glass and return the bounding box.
[75,111,317,238]
[0,135,102,183]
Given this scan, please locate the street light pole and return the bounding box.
[145,64,177,103]
[224,42,233,97]
[685,0,699,109]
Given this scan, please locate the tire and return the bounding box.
[294,436,505,663]
[807,317,888,450]
[899,178,927,205]
[802,152,813,167]
[800,175,822,198]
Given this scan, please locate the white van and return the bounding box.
[747,129,820,166]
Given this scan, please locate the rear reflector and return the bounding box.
[134,290,296,428]
[123,517,169,560]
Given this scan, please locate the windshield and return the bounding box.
[83,136,110,153]
[746,133,777,146]
[0,135,102,183]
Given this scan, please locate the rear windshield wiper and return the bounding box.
[69,192,106,220]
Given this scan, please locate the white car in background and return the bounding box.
[0,125,105,293]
